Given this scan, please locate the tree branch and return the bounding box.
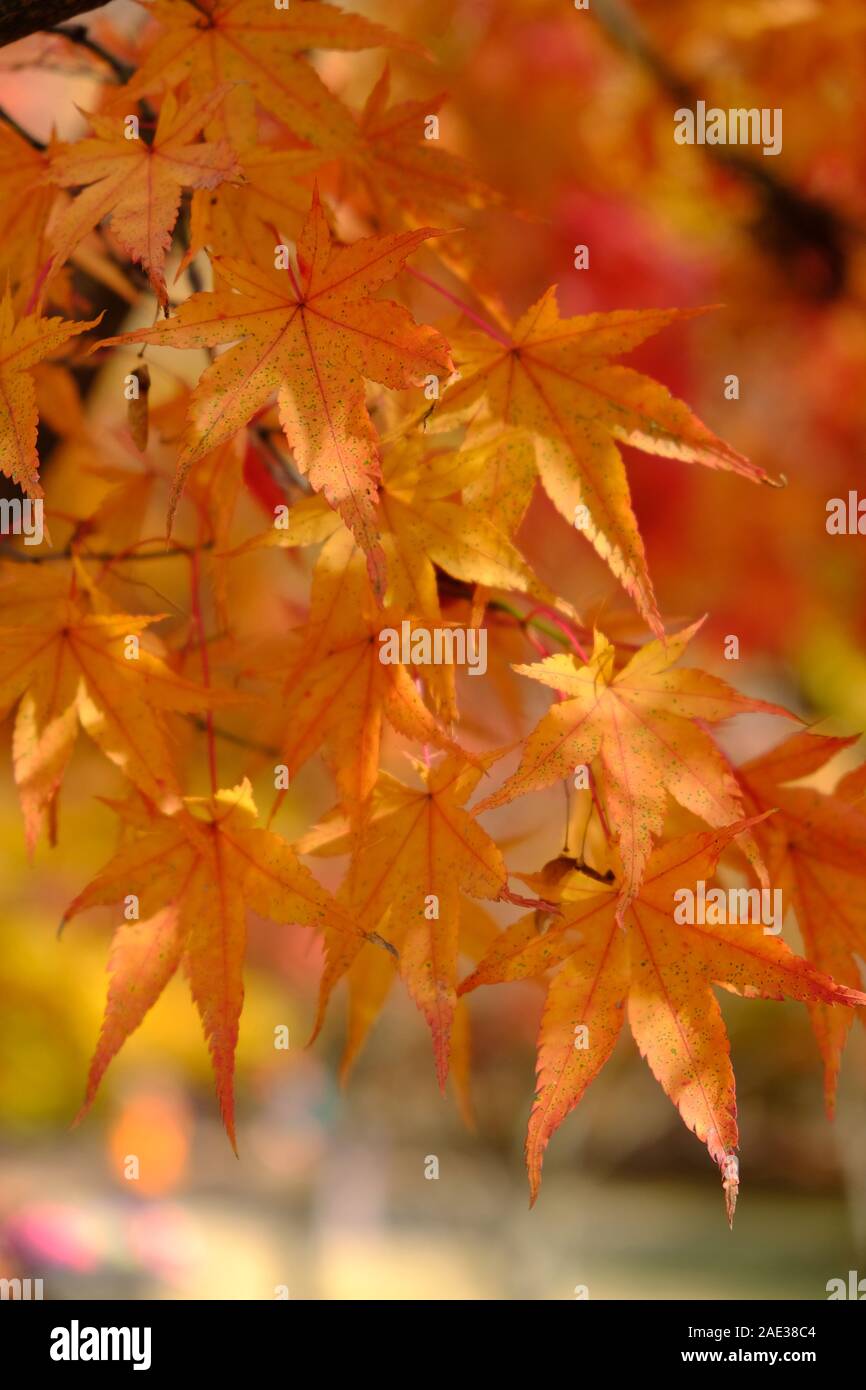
[592,0,853,299]
[0,1,109,48]
[2,540,214,564]
[0,105,45,149]
[47,23,133,81]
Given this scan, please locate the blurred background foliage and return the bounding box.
[1,0,865,1299]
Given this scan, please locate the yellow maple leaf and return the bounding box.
[0,293,100,497]
[62,780,366,1148]
[0,571,243,849]
[48,85,243,303]
[461,824,866,1220]
[476,620,796,910]
[99,191,453,593]
[113,0,420,152]
[300,753,508,1088]
[432,292,782,633]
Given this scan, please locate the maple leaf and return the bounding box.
[0,124,56,311]
[342,65,493,224]
[377,434,556,614]
[99,191,453,593]
[264,528,466,812]
[736,731,866,1111]
[299,753,507,1087]
[376,432,566,716]
[115,0,418,152]
[180,85,323,268]
[48,86,243,304]
[0,295,100,498]
[0,574,242,850]
[430,294,781,632]
[460,824,866,1218]
[187,146,321,265]
[62,780,365,1147]
[245,428,560,719]
[475,620,796,912]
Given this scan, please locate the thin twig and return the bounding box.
[1,540,214,564]
[187,715,278,760]
[0,105,45,150]
[47,23,133,81]
[0,0,106,47]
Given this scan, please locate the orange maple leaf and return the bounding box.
[177,86,324,269]
[62,780,366,1148]
[475,621,796,912]
[0,125,56,311]
[48,86,243,304]
[247,428,558,722]
[431,294,782,632]
[0,294,100,497]
[343,65,494,224]
[0,574,241,850]
[300,753,508,1088]
[460,823,866,1220]
[99,191,453,593]
[263,528,464,813]
[737,730,866,1111]
[114,0,419,151]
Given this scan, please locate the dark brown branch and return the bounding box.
[47,22,133,81]
[593,0,853,299]
[0,104,45,149]
[0,1,109,47]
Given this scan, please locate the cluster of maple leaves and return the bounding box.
[2,0,865,1222]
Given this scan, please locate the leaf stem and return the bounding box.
[523,603,590,663]
[488,597,585,654]
[403,265,513,348]
[188,540,219,796]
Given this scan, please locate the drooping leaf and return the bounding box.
[431,293,781,632]
[263,527,465,813]
[64,780,365,1146]
[0,575,240,849]
[737,730,866,1111]
[299,753,507,1087]
[475,620,795,911]
[461,824,866,1218]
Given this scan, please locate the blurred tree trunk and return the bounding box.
[0,1,106,46]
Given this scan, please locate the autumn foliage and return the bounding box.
[2,0,865,1226]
